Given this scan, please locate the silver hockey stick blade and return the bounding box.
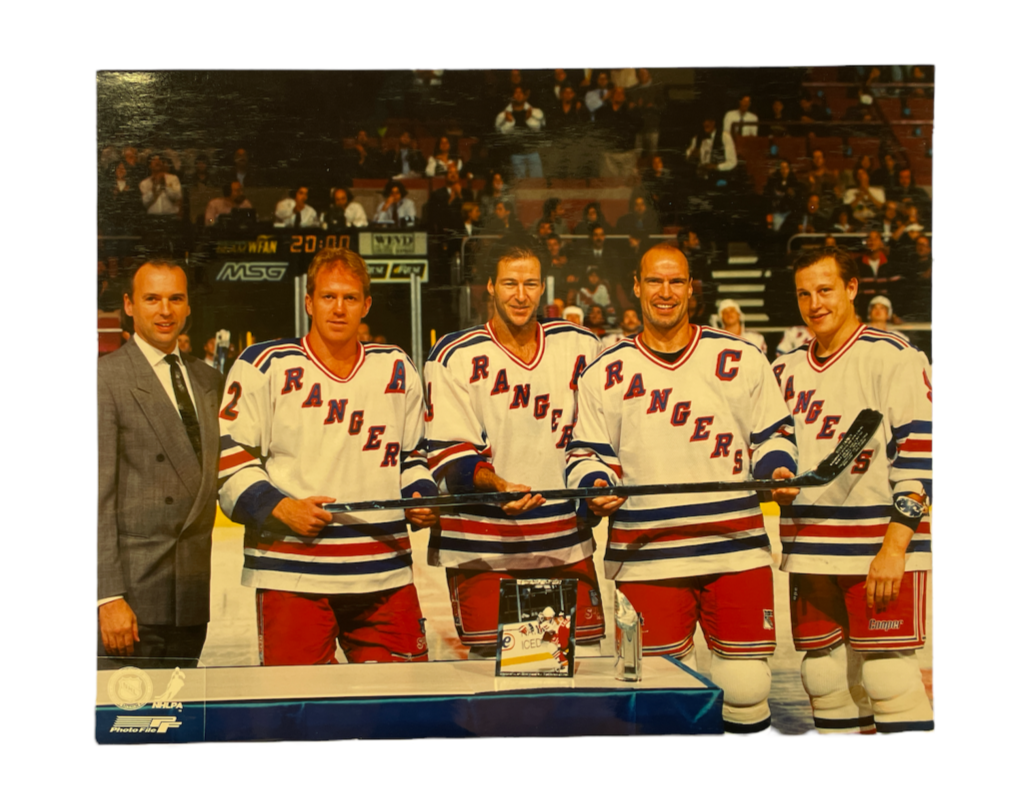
[323,408,883,513]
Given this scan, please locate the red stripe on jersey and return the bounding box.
[900,438,932,453]
[219,450,257,472]
[259,537,412,557]
[781,520,931,538]
[428,442,488,470]
[610,514,765,543]
[440,514,578,538]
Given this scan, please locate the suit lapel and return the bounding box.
[125,340,203,499]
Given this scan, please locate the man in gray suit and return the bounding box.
[97,258,222,669]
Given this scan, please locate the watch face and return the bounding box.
[894,496,925,519]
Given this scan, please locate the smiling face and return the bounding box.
[635,246,692,337]
[125,263,191,354]
[305,263,372,352]
[794,257,858,344]
[488,256,543,332]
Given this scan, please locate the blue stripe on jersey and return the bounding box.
[257,350,306,373]
[436,529,587,555]
[220,433,259,453]
[754,450,797,480]
[402,479,438,499]
[455,500,576,520]
[426,326,484,362]
[232,481,287,528]
[542,323,595,339]
[857,335,905,351]
[583,339,638,371]
[567,439,618,458]
[700,330,763,353]
[613,495,759,524]
[237,338,302,366]
[434,333,493,367]
[301,520,409,539]
[245,553,414,576]
[893,457,932,471]
[608,534,770,561]
[752,416,795,445]
[783,541,931,556]
[784,504,891,520]
[892,420,932,439]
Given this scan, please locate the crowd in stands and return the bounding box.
[98,66,932,358]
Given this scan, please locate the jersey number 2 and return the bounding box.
[220,381,242,421]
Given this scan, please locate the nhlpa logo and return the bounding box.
[762,609,774,630]
[216,262,288,282]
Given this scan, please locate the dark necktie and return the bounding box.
[164,354,202,464]
[294,210,301,228]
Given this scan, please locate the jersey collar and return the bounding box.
[634,324,702,370]
[486,320,545,370]
[806,324,865,373]
[302,335,366,383]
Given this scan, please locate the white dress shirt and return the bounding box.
[140,174,182,215]
[686,132,738,171]
[723,109,759,137]
[274,199,320,228]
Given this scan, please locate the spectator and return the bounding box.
[321,186,369,229]
[764,159,803,231]
[797,91,831,136]
[617,192,660,236]
[228,147,257,188]
[274,186,319,228]
[495,85,545,179]
[897,235,931,321]
[99,161,142,234]
[629,68,664,156]
[562,305,584,325]
[714,298,766,355]
[543,233,570,278]
[723,93,758,137]
[891,204,926,266]
[761,99,790,137]
[338,129,381,180]
[781,193,830,239]
[595,85,640,179]
[357,323,372,343]
[866,295,908,341]
[534,219,554,242]
[577,223,621,281]
[888,167,931,226]
[540,68,573,114]
[857,229,900,308]
[602,306,642,347]
[830,205,858,234]
[574,201,613,235]
[386,129,427,178]
[204,181,253,226]
[870,152,900,193]
[583,303,610,337]
[804,149,839,206]
[121,146,145,187]
[878,198,904,240]
[460,202,483,238]
[545,84,587,178]
[477,170,516,223]
[843,167,885,225]
[425,135,463,177]
[202,337,217,368]
[188,154,216,194]
[425,164,473,236]
[584,71,612,120]
[685,116,738,176]
[639,154,677,226]
[677,227,712,283]
[484,199,524,234]
[578,268,614,316]
[373,180,417,226]
[535,197,571,236]
[140,155,182,216]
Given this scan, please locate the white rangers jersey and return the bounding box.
[566,326,798,582]
[771,325,932,575]
[423,319,602,570]
[218,337,437,595]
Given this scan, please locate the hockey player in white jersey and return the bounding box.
[423,236,605,658]
[217,247,438,665]
[772,246,933,733]
[567,243,799,732]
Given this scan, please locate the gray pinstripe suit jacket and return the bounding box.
[97,339,222,626]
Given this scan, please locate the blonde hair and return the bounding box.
[306,247,371,297]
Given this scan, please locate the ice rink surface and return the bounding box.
[201,504,932,735]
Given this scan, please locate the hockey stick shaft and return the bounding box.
[324,408,883,514]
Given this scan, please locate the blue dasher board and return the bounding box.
[96,656,723,743]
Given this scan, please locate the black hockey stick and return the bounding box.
[323,408,882,514]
